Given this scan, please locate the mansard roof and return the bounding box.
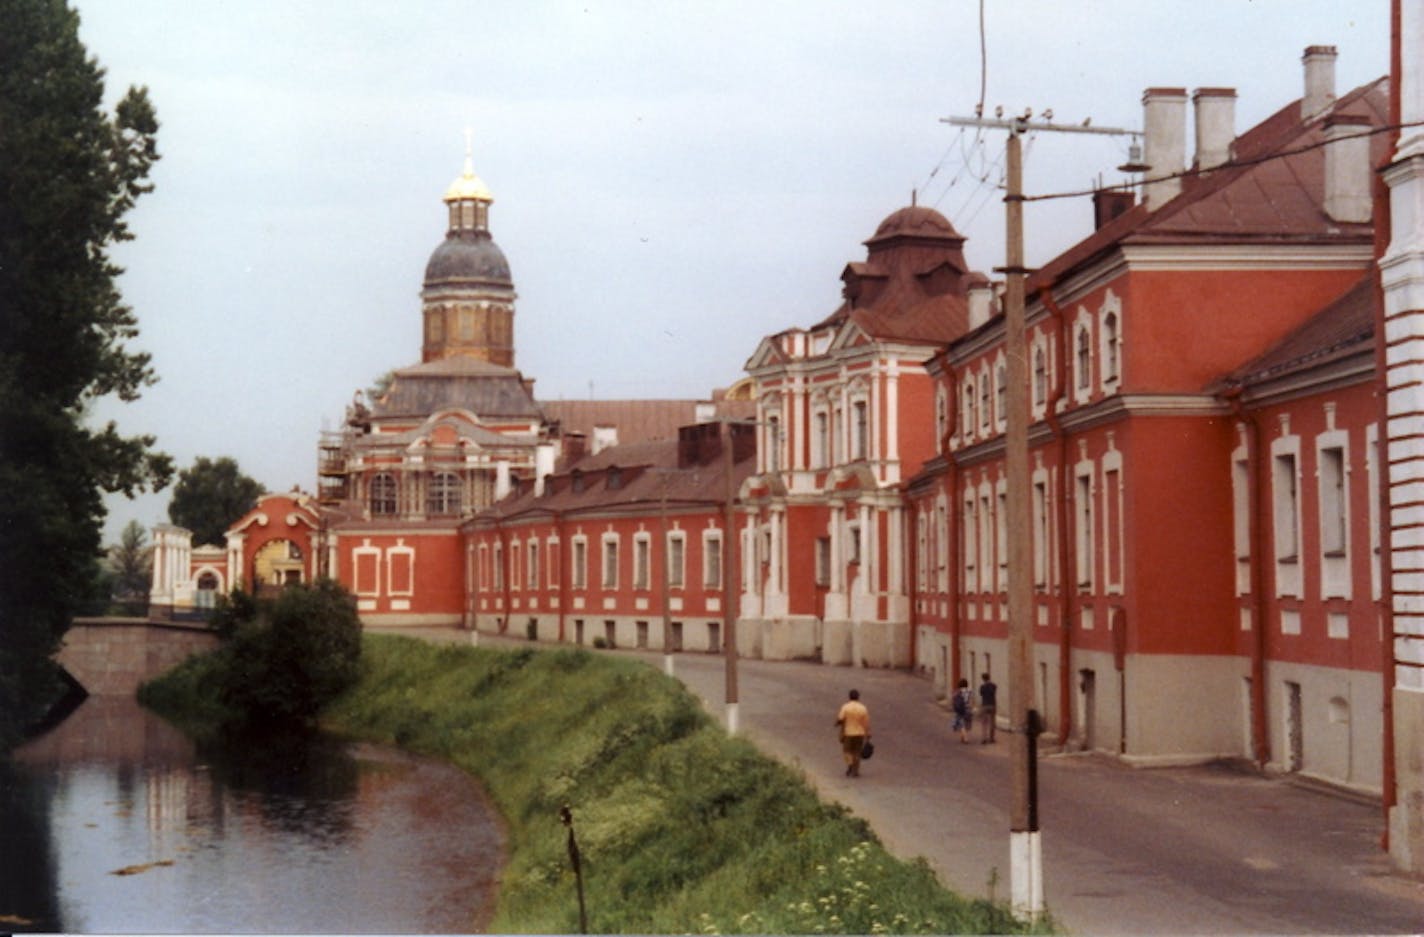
[1030,77,1389,293]
[373,355,543,420]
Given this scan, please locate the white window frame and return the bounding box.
[1074,462,1095,591]
[633,532,651,590]
[1271,435,1302,599]
[571,536,587,590]
[703,530,723,589]
[1316,431,1351,600]
[602,533,620,590]
[1098,290,1123,392]
[667,530,686,589]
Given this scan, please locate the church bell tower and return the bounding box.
[420,136,517,366]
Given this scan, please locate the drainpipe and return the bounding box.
[1041,288,1077,747]
[1375,0,1402,850]
[1224,387,1270,767]
[946,375,963,697]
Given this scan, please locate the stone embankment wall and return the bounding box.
[58,619,220,696]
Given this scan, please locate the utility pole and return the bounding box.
[723,420,740,735]
[944,112,1136,922]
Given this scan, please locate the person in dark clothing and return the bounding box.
[978,673,997,743]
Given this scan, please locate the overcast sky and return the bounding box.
[77,0,1390,542]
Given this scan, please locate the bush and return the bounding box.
[144,580,362,729]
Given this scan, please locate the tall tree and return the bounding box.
[168,457,264,546]
[0,0,172,747]
[108,519,152,604]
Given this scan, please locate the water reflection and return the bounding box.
[1,696,504,933]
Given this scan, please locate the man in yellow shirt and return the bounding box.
[836,689,871,777]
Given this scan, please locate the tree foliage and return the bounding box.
[0,0,172,748]
[168,456,264,546]
[108,519,152,605]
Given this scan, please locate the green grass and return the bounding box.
[148,634,1051,934]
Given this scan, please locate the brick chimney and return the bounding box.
[1302,45,1337,120]
[1092,188,1135,229]
[1324,113,1372,223]
[1193,87,1236,170]
[1142,87,1188,210]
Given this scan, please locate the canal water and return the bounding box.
[0,696,505,933]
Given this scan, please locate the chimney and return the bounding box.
[967,276,994,330]
[534,442,556,496]
[1323,113,1372,223]
[1302,45,1337,120]
[1192,87,1236,170]
[592,424,618,455]
[1092,188,1135,230]
[1142,87,1188,210]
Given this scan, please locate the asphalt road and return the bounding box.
[392,630,1424,934]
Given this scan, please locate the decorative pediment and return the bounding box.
[745,333,792,370]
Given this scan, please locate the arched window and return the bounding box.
[1102,311,1120,383]
[427,471,462,516]
[370,472,397,516]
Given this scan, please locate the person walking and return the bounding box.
[978,672,998,743]
[952,678,974,743]
[836,689,871,777]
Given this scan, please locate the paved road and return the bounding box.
[390,630,1424,934]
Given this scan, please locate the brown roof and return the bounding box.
[542,398,754,445]
[473,435,754,523]
[1030,77,1389,293]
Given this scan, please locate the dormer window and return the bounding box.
[607,466,622,490]
[571,470,584,493]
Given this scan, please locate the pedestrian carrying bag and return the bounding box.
[861,740,875,760]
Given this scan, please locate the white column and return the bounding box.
[1381,0,1424,875]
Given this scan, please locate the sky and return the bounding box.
[75,0,1391,543]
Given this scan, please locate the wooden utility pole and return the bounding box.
[944,112,1135,922]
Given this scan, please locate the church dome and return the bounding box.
[424,233,512,284]
[869,205,962,242]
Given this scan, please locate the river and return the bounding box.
[0,696,505,933]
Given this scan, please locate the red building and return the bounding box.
[463,422,756,651]
[907,50,1389,790]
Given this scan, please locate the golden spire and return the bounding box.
[443,128,493,203]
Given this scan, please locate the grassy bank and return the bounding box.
[150,634,1047,934]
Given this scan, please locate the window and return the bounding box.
[369,472,397,516]
[934,387,948,447]
[995,363,1007,430]
[572,538,587,590]
[978,372,991,432]
[704,532,723,589]
[1075,470,1094,589]
[607,467,623,490]
[996,486,1008,590]
[1318,445,1347,556]
[852,400,869,460]
[602,536,619,589]
[1033,346,1048,408]
[1033,479,1049,588]
[1104,465,1123,592]
[546,538,560,588]
[1076,327,1092,392]
[847,520,862,565]
[527,541,540,590]
[963,378,976,437]
[668,534,685,588]
[1273,453,1299,562]
[493,542,504,589]
[1102,311,1120,384]
[963,496,978,591]
[766,415,781,473]
[979,492,993,589]
[815,536,832,586]
[634,535,651,590]
[427,471,461,516]
[813,410,830,468]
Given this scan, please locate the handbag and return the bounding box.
[861,739,875,760]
